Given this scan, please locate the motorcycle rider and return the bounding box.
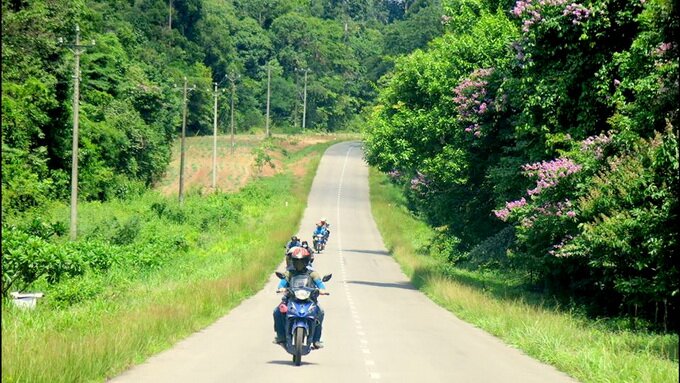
[285,235,301,251]
[284,235,302,269]
[273,249,328,349]
[320,217,331,241]
[313,223,328,248]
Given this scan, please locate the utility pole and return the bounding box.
[266,63,271,138]
[295,67,310,130]
[179,77,188,203]
[59,25,94,241]
[212,82,218,188]
[302,68,309,130]
[168,0,173,30]
[227,72,240,154]
[210,79,226,188]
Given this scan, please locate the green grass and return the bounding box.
[1,139,338,383]
[367,167,678,383]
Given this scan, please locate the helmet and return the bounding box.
[320,217,327,223]
[289,247,311,272]
[301,241,309,247]
[289,246,311,259]
[291,256,310,272]
[291,235,299,242]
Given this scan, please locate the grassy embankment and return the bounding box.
[1,137,339,383]
[368,167,678,383]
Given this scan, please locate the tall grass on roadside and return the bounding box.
[2,141,336,383]
[368,167,678,383]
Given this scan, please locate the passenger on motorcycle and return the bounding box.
[273,250,328,349]
[319,218,331,241]
[301,240,315,263]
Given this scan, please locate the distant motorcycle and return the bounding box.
[313,234,326,252]
[275,271,331,366]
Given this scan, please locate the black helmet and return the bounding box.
[291,235,299,242]
[291,256,310,272]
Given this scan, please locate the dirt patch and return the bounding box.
[155,134,354,195]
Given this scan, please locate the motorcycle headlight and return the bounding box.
[294,289,311,300]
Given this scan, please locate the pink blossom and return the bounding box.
[523,157,582,195]
[494,208,511,221]
[581,131,614,159]
[453,68,494,137]
[410,171,430,192]
[550,235,575,257]
[653,42,675,58]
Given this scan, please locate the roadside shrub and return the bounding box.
[20,216,67,239]
[465,226,515,269]
[47,275,105,308]
[111,216,142,245]
[1,227,85,296]
[74,240,118,272]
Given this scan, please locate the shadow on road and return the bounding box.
[342,249,390,256]
[266,360,318,366]
[346,280,416,290]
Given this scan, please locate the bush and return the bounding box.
[48,276,105,308]
[1,226,85,296]
[111,216,142,245]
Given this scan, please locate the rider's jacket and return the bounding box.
[278,268,326,290]
[313,227,327,237]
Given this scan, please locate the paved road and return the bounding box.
[110,141,578,383]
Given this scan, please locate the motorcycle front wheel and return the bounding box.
[293,327,304,366]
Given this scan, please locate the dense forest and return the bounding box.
[364,0,678,329]
[3,0,678,333]
[2,0,444,213]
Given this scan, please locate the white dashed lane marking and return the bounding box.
[336,144,381,381]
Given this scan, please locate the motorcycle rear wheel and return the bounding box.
[293,327,304,366]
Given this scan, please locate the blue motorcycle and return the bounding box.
[313,234,326,252]
[275,271,331,366]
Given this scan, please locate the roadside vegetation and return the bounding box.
[363,0,678,331]
[1,139,335,383]
[368,167,678,383]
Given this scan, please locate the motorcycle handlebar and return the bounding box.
[275,289,330,295]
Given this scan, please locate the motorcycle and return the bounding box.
[313,234,326,252]
[275,271,331,366]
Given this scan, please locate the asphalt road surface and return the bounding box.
[110,141,578,383]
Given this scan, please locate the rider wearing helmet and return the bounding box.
[312,224,326,251]
[284,235,302,268]
[301,240,315,263]
[273,248,327,349]
[319,218,330,241]
[285,235,301,251]
[313,223,327,239]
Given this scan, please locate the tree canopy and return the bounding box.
[364,0,678,329]
[1,0,446,214]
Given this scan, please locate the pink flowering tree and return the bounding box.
[452,68,496,139]
[493,131,615,262]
